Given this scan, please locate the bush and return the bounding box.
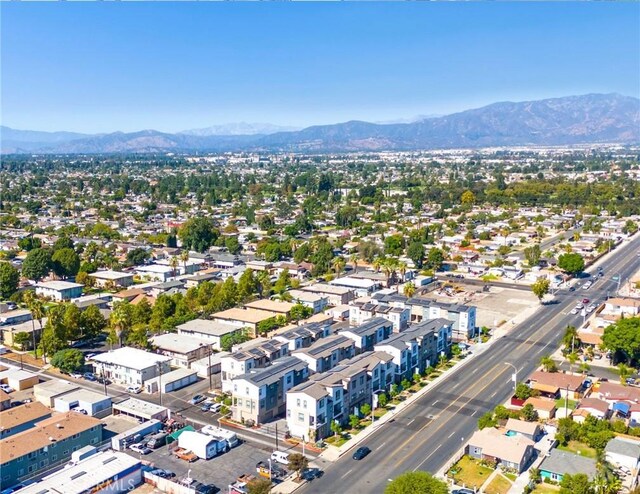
[50,349,84,373]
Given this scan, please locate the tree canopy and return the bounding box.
[384,471,449,494]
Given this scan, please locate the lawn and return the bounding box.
[533,484,561,493]
[555,397,577,410]
[325,434,349,447]
[557,440,597,459]
[485,474,512,494]
[448,456,494,489]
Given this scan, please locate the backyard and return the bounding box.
[557,440,597,459]
[447,455,494,490]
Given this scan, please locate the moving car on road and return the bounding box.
[352,446,371,460]
[126,385,142,394]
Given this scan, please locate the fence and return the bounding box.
[143,472,197,494]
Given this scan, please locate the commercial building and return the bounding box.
[0,368,39,391]
[91,347,171,386]
[150,333,211,368]
[112,398,169,422]
[230,356,309,425]
[0,412,103,489]
[18,451,142,494]
[35,281,83,301]
[33,379,80,407]
[53,389,112,417]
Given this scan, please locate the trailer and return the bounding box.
[177,430,228,460]
[200,425,239,448]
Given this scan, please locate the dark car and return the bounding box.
[83,372,97,381]
[302,468,324,481]
[97,376,111,385]
[150,469,175,479]
[452,490,475,494]
[352,446,371,460]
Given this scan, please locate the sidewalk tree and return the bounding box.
[558,253,585,275]
[540,355,557,372]
[617,363,633,384]
[384,471,449,494]
[360,403,371,418]
[349,414,360,429]
[478,412,496,430]
[531,278,550,302]
[287,453,309,480]
[377,392,388,408]
[330,420,342,437]
[247,478,272,494]
[51,348,85,374]
[562,325,579,351]
[601,317,640,365]
[0,262,19,298]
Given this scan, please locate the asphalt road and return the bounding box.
[303,234,640,494]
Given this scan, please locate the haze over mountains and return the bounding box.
[2,93,638,154]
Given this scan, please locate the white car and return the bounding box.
[70,372,83,379]
[570,307,579,315]
[586,304,597,313]
[0,384,14,393]
[126,385,143,394]
[130,443,151,455]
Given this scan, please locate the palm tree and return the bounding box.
[180,250,190,275]
[403,282,416,298]
[397,260,408,286]
[618,363,633,384]
[349,254,359,274]
[332,257,346,276]
[110,301,132,348]
[578,362,591,375]
[382,259,393,288]
[372,257,383,273]
[24,291,45,359]
[169,255,179,278]
[540,355,557,372]
[567,352,579,373]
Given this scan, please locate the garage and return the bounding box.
[144,368,198,394]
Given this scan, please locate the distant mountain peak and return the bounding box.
[179,122,301,136]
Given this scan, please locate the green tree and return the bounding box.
[247,478,272,494]
[237,269,258,303]
[63,303,82,342]
[0,262,19,299]
[132,298,153,325]
[80,304,107,339]
[460,190,476,207]
[384,234,405,257]
[559,473,594,494]
[562,325,579,351]
[478,412,496,430]
[377,392,388,408]
[360,403,371,418]
[51,348,85,374]
[384,471,449,494]
[110,300,134,346]
[558,253,585,275]
[403,282,416,298]
[521,403,539,422]
[126,248,150,266]
[287,453,309,480]
[225,236,242,255]
[524,244,542,267]
[330,420,342,437]
[22,248,52,281]
[178,217,219,253]
[274,269,290,295]
[602,317,640,364]
[531,278,550,303]
[18,237,42,252]
[540,355,557,372]
[515,382,532,400]
[290,303,312,321]
[51,248,81,278]
[407,242,425,269]
[617,363,634,384]
[349,414,360,429]
[53,236,74,252]
[13,331,31,349]
[425,247,445,271]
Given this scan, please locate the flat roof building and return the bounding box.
[92,347,171,386]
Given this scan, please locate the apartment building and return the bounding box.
[91,347,171,386]
[230,356,309,425]
[0,412,103,489]
[287,290,328,314]
[339,317,393,353]
[286,350,394,441]
[299,283,354,306]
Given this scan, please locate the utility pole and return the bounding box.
[275,423,279,452]
[207,346,213,392]
[101,363,108,396]
[158,362,163,406]
[565,384,569,418]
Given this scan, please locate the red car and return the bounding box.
[582,298,590,304]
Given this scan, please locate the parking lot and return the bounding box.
[124,439,284,492]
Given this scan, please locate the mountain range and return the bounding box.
[2,93,638,154]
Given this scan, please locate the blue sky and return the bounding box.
[2,2,639,133]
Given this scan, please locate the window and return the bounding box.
[28,452,36,459]
[51,455,57,462]
[28,465,35,473]
[298,413,304,421]
[234,385,238,392]
[303,400,307,409]
[237,399,243,407]
[287,376,292,384]
[297,398,301,407]
[63,450,69,456]
[245,387,249,395]
[359,376,364,385]
[18,469,24,476]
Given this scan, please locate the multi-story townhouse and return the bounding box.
[299,283,354,307]
[287,290,329,314]
[230,356,309,425]
[339,317,393,353]
[374,318,451,382]
[286,351,394,441]
[292,334,356,373]
[349,300,410,332]
[407,298,477,340]
[220,340,288,393]
[272,321,331,351]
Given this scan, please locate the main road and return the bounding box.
[303,234,640,494]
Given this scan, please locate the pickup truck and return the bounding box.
[173,447,198,462]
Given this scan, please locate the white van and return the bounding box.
[271,451,290,465]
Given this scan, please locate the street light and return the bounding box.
[504,362,517,393]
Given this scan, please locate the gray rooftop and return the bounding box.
[235,356,308,387]
[539,449,597,479]
[605,437,640,460]
[340,317,391,337]
[293,334,353,359]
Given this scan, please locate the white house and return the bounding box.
[87,270,134,288]
[176,319,243,350]
[605,437,640,473]
[91,347,171,386]
[35,281,83,301]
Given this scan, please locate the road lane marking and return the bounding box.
[407,418,416,425]
[448,432,455,438]
[391,363,506,468]
[340,468,353,480]
[432,400,439,406]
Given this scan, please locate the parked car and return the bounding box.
[0,384,14,393]
[130,443,151,455]
[190,394,206,405]
[352,446,371,460]
[127,385,143,394]
[582,298,590,304]
[97,376,111,385]
[174,447,198,462]
[570,307,579,315]
[583,379,593,389]
[453,490,475,494]
[83,372,97,381]
[150,469,175,479]
[209,402,222,413]
[200,403,211,412]
[70,372,83,379]
[586,304,597,313]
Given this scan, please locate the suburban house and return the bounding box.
[505,418,542,442]
[605,437,640,473]
[0,309,32,326]
[299,283,354,307]
[286,350,394,441]
[594,297,640,328]
[466,427,535,473]
[244,299,295,318]
[538,449,597,482]
[0,317,46,350]
[91,347,171,386]
[0,389,10,411]
[35,281,83,301]
[292,334,356,373]
[230,356,309,425]
[339,317,394,353]
[87,270,134,288]
[176,318,242,350]
[0,412,103,489]
[0,402,51,439]
[287,290,328,314]
[134,264,175,282]
[406,298,478,340]
[211,308,278,337]
[329,276,381,297]
[150,333,212,368]
[183,272,219,289]
[220,340,289,393]
[523,397,557,420]
[594,381,640,406]
[572,398,610,422]
[527,371,585,399]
